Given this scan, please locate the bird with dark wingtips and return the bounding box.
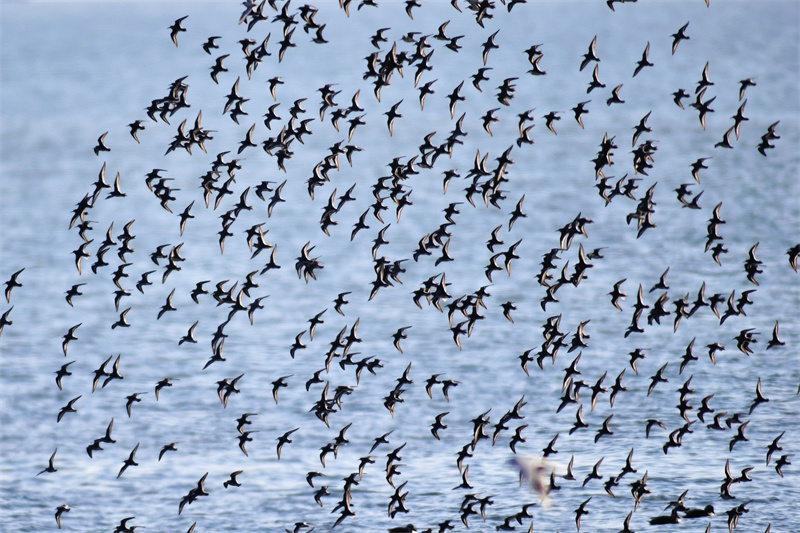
[169,16,188,46]
[57,395,81,422]
[4,268,24,303]
[37,448,58,476]
[159,442,178,461]
[672,21,690,54]
[55,505,70,529]
[117,443,140,478]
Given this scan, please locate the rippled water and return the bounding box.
[1,1,799,532]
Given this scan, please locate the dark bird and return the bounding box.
[715,126,735,149]
[159,442,178,461]
[392,326,412,353]
[369,430,394,454]
[575,497,591,531]
[111,307,131,329]
[569,404,588,434]
[590,372,608,411]
[223,470,243,488]
[573,100,590,128]
[743,242,763,285]
[645,418,666,438]
[647,363,669,396]
[649,509,681,525]
[767,321,785,349]
[238,430,257,456]
[117,443,140,478]
[291,330,307,359]
[673,88,689,109]
[308,308,326,340]
[731,100,749,139]
[385,100,403,136]
[697,394,715,422]
[729,420,750,451]
[313,485,330,506]
[787,244,799,271]
[55,505,70,529]
[334,292,351,315]
[155,377,177,401]
[57,395,81,422]
[482,30,500,64]
[691,89,716,130]
[272,375,292,404]
[696,62,714,93]
[749,377,768,414]
[738,77,756,100]
[610,369,627,407]
[527,54,547,76]
[632,42,653,77]
[37,448,58,476]
[4,268,23,303]
[472,67,492,92]
[179,473,209,514]
[179,321,198,346]
[135,270,156,294]
[268,180,287,217]
[54,361,75,390]
[62,323,81,356]
[202,35,221,54]
[210,54,230,84]
[106,172,125,199]
[447,81,465,118]
[0,306,12,338]
[93,131,110,156]
[775,454,792,477]
[607,84,624,106]
[650,267,670,292]
[125,392,146,417]
[501,301,516,323]
[169,16,188,46]
[580,36,599,71]
[632,111,652,146]
[691,157,711,183]
[609,278,627,310]
[683,504,715,518]
[64,283,86,306]
[629,347,646,374]
[544,111,561,135]
[707,411,728,431]
[453,464,473,490]
[156,289,177,320]
[418,79,437,110]
[277,427,300,459]
[587,64,605,93]
[735,328,759,355]
[431,411,449,440]
[236,412,258,434]
[671,22,690,54]
[481,108,500,136]
[101,354,124,388]
[583,457,604,486]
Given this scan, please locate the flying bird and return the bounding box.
[37,448,58,476]
[57,395,81,422]
[510,455,564,508]
[169,16,188,46]
[117,443,140,478]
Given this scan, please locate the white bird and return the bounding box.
[509,455,565,508]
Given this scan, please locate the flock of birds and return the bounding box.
[3,0,798,532]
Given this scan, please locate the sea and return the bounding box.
[1,1,799,531]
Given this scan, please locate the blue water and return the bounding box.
[1,1,799,532]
